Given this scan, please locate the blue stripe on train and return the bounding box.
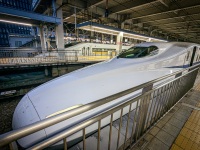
[166,61,200,69]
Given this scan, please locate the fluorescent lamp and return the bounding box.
[123,34,147,41]
[150,38,167,42]
[93,26,119,33]
[79,24,168,42]
[0,19,32,26]
[80,27,118,35]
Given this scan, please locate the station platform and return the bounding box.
[131,79,200,150]
[0,55,110,69]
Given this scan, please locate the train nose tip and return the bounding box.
[12,94,46,148]
[12,94,40,129]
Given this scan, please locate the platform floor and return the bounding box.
[131,81,200,150]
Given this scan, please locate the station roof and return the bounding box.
[77,21,167,42]
[58,0,200,43]
[18,0,200,43]
[0,5,61,26]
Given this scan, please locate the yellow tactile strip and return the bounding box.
[171,80,200,150]
[171,110,200,150]
[194,83,200,91]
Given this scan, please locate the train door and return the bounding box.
[82,47,85,56]
[190,46,197,66]
[87,47,90,56]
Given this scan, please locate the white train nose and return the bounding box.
[12,94,46,148]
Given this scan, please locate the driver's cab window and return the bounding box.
[118,45,158,58]
[186,51,190,61]
[148,46,158,53]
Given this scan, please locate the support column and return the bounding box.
[116,32,123,54]
[55,0,64,50]
[77,29,79,41]
[74,7,77,40]
[39,25,46,51]
[101,34,104,43]
[65,29,68,43]
[110,35,113,44]
[90,31,94,42]
[96,33,99,42]
[121,22,125,29]
[47,40,51,50]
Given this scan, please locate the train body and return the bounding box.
[12,42,200,148]
[65,42,133,56]
[36,42,133,59]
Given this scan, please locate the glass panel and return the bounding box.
[118,46,159,59]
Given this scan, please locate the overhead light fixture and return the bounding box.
[80,27,118,35]
[93,26,119,33]
[78,22,168,42]
[150,38,167,42]
[0,19,32,26]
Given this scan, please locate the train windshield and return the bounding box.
[118,46,158,58]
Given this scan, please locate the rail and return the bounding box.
[0,64,199,150]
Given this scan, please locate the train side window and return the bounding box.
[186,51,190,61]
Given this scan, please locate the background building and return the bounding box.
[0,0,35,47]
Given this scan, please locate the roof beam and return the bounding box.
[170,30,200,34]
[109,0,156,14]
[127,2,200,20]
[160,26,200,30]
[63,0,117,23]
[130,12,200,25]
[151,19,200,26]
[0,5,61,25]
[157,0,170,7]
[87,0,105,7]
[60,0,87,10]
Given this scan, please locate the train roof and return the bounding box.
[136,42,197,49]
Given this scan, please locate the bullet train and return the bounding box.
[65,42,133,56]
[37,42,133,57]
[12,42,200,148]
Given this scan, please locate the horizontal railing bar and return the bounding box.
[0,49,79,51]
[28,91,146,149]
[0,64,199,147]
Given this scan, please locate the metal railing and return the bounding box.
[0,49,114,65]
[0,64,199,150]
[0,50,79,65]
[0,49,42,58]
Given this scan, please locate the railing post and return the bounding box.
[9,141,18,150]
[136,84,153,137]
[173,72,183,103]
[190,68,199,88]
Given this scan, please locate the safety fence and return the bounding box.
[0,49,42,58]
[0,50,78,65]
[0,64,199,150]
[0,49,114,65]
